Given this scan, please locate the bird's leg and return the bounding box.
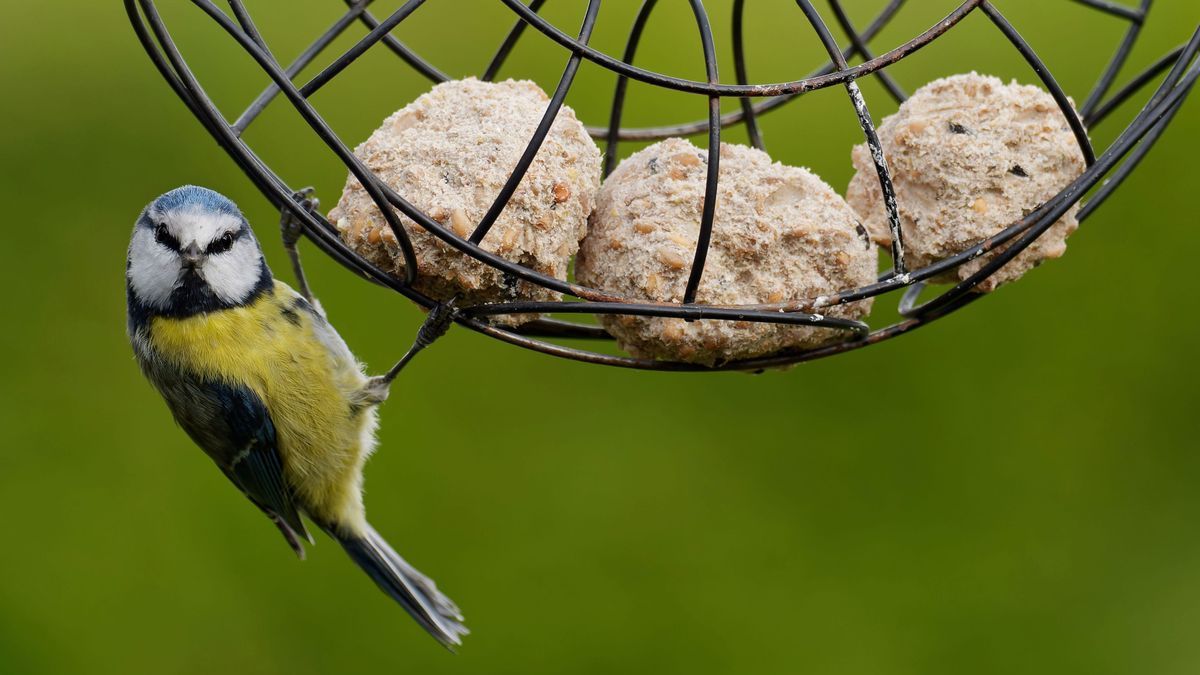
[280,188,318,305]
[358,298,459,406]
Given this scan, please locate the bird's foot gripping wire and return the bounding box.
[356,376,392,408]
[280,187,319,304]
[366,297,459,399]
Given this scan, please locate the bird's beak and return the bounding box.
[181,242,205,269]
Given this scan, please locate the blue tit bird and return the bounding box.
[125,185,467,648]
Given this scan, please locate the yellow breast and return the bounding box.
[148,280,374,528]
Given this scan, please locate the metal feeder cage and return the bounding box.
[127,0,1200,371]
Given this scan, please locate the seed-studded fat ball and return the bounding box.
[576,139,877,367]
[846,72,1086,292]
[329,78,601,325]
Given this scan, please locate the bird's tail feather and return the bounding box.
[332,524,468,649]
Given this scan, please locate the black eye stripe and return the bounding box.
[205,230,238,254]
[154,223,181,251]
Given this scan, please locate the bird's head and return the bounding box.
[127,186,271,316]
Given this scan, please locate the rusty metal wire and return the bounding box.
[127,0,1199,371]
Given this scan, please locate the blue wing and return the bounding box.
[145,366,312,557]
[216,383,312,558]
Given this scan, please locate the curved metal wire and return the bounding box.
[795,0,908,275]
[680,0,722,305]
[469,0,601,244]
[604,0,660,177]
[126,0,1199,371]
[596,0,910,142]
[979,2,1097,166]
[494,0,981,96]
[732,0,764,150]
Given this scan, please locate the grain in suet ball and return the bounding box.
[330,78,601,325]
[846,72,1086,291]
[576,139,877,366]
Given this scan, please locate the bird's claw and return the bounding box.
[359,376,391,407]
[280,188,319,248]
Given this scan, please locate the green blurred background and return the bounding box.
[2,1,1199,673]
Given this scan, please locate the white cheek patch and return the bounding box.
[127,226,182,310]
[202,236,263,305]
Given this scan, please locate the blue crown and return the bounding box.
[151,185,242,218]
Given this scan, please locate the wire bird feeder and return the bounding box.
[128,0,1199,372]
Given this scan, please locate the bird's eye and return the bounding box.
[207,231,236,255]
[154,224,180,251]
